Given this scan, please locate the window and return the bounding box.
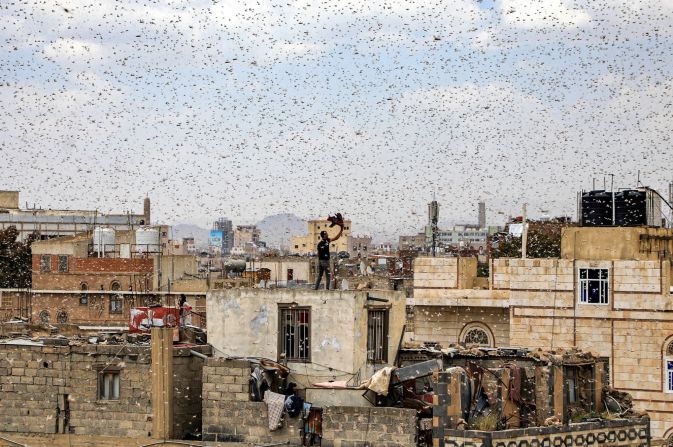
[57,310,68,324]
[57,255,68,272]
[579,268,609,304]
[40,255,51,272]
[367,309,389,363]
[110,281,121,291]
[460,323,493,347]
[665,340,673,393]
[110,295,123,314]
[279,306,310,361]
[463,328,490,346]
[98,371,120,400]
[0,292,12,309]
[287,269,294,281]
[79,283,88,305]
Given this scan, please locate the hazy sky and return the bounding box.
[2,0,673,240]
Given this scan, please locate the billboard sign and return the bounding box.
[209,229,223,247]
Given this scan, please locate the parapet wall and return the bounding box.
[202,358,418,447]
[440,418,650,447]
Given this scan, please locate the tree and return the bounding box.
[0,226,34,288]
[491,228,561,259]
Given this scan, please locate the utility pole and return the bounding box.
[610,174,615,225]
[521,203,528,259]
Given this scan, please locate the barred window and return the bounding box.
[57,255,68,272]
[367,309,389,363]
[40,255,51,272]
[110,295,123,314]
[279,306,310,361]
[666,340,673,394]
[80,283,88,305]
[98,371,120,400]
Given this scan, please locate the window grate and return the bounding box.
[99,371,120,400]
[40,255,51,273]
[279,307,310,361]
[57,255,68,273]
[367,309,389,363]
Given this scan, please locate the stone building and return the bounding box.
[0,334,209,441]
[410,225,673,440]
[291,217,353,255]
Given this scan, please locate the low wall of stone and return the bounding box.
[202,358,417,447]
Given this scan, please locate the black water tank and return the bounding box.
[581,190,613,226]
[614,189,647,226]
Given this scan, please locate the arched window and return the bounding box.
[460,323,494,347]
[664,338,673,394]
[80,283,89,306]
[39,310,50,324]
[110,281,121,291]
[57,310,68,324]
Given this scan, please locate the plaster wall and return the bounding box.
[206,288,406,383]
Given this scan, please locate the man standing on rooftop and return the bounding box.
[314,213,344,290]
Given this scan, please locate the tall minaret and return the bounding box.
[143,196,151,225]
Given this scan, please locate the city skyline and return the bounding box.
[2,0,673,240]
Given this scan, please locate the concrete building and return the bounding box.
[234,224,261,248]
[346,234,372,258]
[399,233,426,251]
[245,257,314,286]
[433,225,490,249]
[0,190,150,243]
[213,217,233,255]
[410,225,673,440]
[206,288,406,385]
[291,217,353,255]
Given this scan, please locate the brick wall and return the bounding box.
[202,358,418,446]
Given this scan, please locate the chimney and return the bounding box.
[143,196,151,225]
[478,201,486,228]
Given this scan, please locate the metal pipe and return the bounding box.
[189,349,208,360]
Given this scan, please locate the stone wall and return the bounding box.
[202,358,300,444]
[172,348,206,439]
[0,343,207,439]
[321,406,417,447]
[412,306,509,348]
[202,358,417,446]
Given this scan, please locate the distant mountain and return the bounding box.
[256,213,307,248]
[170,223,210,248]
